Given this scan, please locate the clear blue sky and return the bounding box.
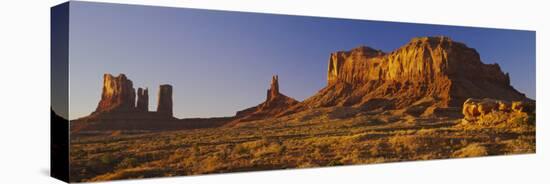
[68,1,535,120]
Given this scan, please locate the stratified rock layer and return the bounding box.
[283,36,528,115]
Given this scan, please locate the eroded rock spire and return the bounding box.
[157,84,173,117]
[136,87,149,112]
[267,75,280,101]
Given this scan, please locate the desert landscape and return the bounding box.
[68,36,535,182]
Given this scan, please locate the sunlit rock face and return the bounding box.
[72,74,178,133]
[284,36,528,115]
[85,73,174,120]
[283,37,526,115]
[94,74,136,113]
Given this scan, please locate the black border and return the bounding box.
[51,2,70,182]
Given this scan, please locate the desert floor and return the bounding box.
[69,106,535,182]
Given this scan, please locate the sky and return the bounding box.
[67,1,536,120]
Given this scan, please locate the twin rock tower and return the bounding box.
[93,74,173,118]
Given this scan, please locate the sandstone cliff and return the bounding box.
[282,36,528,116]
[232,75,299,123]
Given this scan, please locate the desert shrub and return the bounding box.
[110,130,122,136]
[505,136,535,154]
[297,161,320,168]
[417,128,437,136]
[89,167,165,181]
[338,148,364,164]
[452,143,488,157]
[368,139,387,156]
[242,140,268,150]
[201,155,223,173]
[343,133,369,143]
[100,154,115,165]
[506,113,533,128]
[254,142,284,157]
[116,157,138,170]
[327,160,343,166]
[314,143,331,157]
[388,135,423,154]
[71,149,87,159]
[233,144,250,155]
[191,143,201,157]
[214,145,231,160]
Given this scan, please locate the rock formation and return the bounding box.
[72,74,181,133]
[267,75,279,101]
[461,98,535,127]
[136,88,149,112]
[232,75,299,123]
[94,74,136,113]
[157,84,173,117]
[460,98,535,120]
[282,36,529,116]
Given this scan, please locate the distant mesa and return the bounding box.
[281,36,530,116]
[231,75,299,123]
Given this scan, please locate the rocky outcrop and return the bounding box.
[136,88,149,112]
[72,74,181,133]
[232,75,299,123]
[94,74,136,113]
[282,36,529,116]
[460,98,535,129]
[267,75,280,101]
[462,98,534,121]
[157,85,173,117]
[76,74,175,123]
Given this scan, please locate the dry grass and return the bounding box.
[452,143,488,157]
[69,107,535,182]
